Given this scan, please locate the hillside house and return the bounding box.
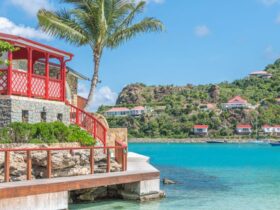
[130,106,145,116]
[250,70,272,79]
[236,124,252,135]
[222,96,251,109]
[276,98,280,105]
[105,107,130,117]
[193,125,208,136]
[263,125,280,136]
[105,106,147,117]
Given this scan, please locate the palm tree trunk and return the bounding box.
[85,48,101,110]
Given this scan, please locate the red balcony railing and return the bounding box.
[0,69,63,101]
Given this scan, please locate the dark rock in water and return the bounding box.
[163,178,176,185]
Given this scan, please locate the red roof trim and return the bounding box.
[0,32,73,58]
[194,125,209,129]
[236,124,252,128]
[228,96,248,104]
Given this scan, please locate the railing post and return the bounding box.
[76,110,80,125]
[47,150,52,178]
[7,50,13,95]
[61,59,66,102]
[93,119,97,139]
[106,148,110,173]
[4,151,10,182]
[90,148,94,174]
[26,150,32,180]
[27,48,32,97]
[122,148,126,171]
[45,53,49,99]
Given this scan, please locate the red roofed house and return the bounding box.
[236,124,252,135]
[222,96,251,109]
[262,125,274,134]
[105,107,130,117]
[130,106,146,116]
[250,70,272,79]
[274,125,280,136]
[193,125,209,136]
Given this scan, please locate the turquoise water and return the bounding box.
[71,143,280,210]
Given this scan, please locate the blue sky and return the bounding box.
[1,0,280,110]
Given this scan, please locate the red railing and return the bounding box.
[115,140,128,171]
[0,69,63,101]
[0,143,128,182]
[67,103,107,146]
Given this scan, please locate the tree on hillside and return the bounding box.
[37,0,164,110]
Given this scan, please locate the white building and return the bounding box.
[105,106,146,117]
[222,96,251,109]
[193,125,209,136]
[250,70,272,79]
[236,124,252,135]
[262,125,280,136]
[105,107,130,117]
[130,106,145,116]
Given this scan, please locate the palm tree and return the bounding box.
[37,0,164,110]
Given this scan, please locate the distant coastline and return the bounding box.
[128,138,280,144]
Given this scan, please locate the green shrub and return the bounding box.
[0,122,96,145]
[69,125,95,146]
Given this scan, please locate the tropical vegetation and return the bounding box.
[101,59,280,139]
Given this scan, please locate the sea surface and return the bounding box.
[70,143,280,210]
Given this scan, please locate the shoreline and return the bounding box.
[128,138,280,144]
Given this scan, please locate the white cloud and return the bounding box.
[9,0,53,16]
[264,45,280,60]
[0,17,51,40]
[78,84,118,111]
[260,0,279,6]
[194,25,210,38]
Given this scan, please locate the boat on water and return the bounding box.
[270,141,280,146]
[206,140,226,144]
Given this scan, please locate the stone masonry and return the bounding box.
[0,95,70,127]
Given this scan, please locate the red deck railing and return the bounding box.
[67,102,107,147]
[0,69,63,101]
[0,143,128,182]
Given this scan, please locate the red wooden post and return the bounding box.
[106,148,110,173]
[61,58,65,102]
[26,150,32,180]
[27,48,32,97]
[47,150,52,178]
[90,148,94,174]
[45,53,49,99]
[93,119,97,139]
[122,148,126,171]
[7,50,13,95]
[4,151,10,182]
[76,110,80,125]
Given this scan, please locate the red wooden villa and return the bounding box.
[0,33,107,146]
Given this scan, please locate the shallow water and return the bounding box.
[70,143,280,210]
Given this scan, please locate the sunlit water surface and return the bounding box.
[70,143,280,210]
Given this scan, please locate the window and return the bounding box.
[22,110,29,123]
[57,113,63,122]
[41,112,47,122]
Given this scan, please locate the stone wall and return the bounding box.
[66,73,78,106]
[107,128,128,147]
[0,96,70,127]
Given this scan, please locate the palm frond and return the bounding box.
[107,17,164,48]
[38,9,88,45]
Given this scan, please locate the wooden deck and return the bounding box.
[0,152,160,199]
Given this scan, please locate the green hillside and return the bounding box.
[99,59,280,139]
